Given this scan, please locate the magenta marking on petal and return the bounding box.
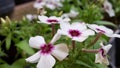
[40,44,54,54]
[37,0,43,3]
[99,48,106,57]
[47,19,59,23]
[69,29,81,37]
[96,28,105,33]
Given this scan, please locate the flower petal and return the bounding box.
[82,29,95,36]
[95,53,109,65]
[102,44,112,54]
[72,36,88,42]
[25,51,40,63]
[50,32,61,44]
[110,34,120,38]
[37,54,55,68]
[29,36,46,49]
[52,43,69,61]
[38,15,50,24]
[60,22,70,31]
[71,22,87,30]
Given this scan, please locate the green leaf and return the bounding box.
[16,40,35,55]
[76,60,93,68]
[0,64,10,68]
[93,21,117,28]
[11,59,26,68]
[5,33,12,50]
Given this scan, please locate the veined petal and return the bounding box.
[52,43,69,61]
[71,22,87,30]
[72,36,88,42]
[29,36,46,49]
[26,51,40,63]
[82,29,95,36]
[57,29,69,36]
[37,54,55,68]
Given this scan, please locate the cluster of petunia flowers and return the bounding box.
[25,15,120,68]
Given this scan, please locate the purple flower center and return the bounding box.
[47,19,58,23]
[99,48,106,57]
[40,44,54,54]
[69,30,81,37]
[96,28,105,33]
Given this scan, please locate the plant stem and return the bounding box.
[52,23,55,37]
[72,40,75,50]
[89,32,102,47]
[82,48,99,53]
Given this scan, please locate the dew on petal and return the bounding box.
[69,29,81,37]
[40,44,54,54]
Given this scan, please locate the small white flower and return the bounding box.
[34,1,45,9]
[26,14,37,21]
[95,42,112,65]
[26,36,69,68]
[61,10,79,18]
[103,0,115,17]
[57,22,95,42]
[88,24,120,38]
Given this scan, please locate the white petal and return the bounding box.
[52,43,69,61]
[46,4,56,10]
[103,0,115,17]
[57,29,69,36]
[37,54,55,68]
[71,22,87,30]
[26,51,40,63]
[50,32,61,44]
[110,34,120,38]
[102,44,112,54]
[82,29,95,36]
[29,36,46,49]
[95,53,109,65]
[60,22,70,31]
[72,36,88,42]
[38,15,50,24]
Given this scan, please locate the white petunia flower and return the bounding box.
[57,22,95,42]
[38,15,62,24]
[87,24,120,38]
[26,36,69,68]
[103,0,115,17]
[34,0,63,10]
[95,42,112,65]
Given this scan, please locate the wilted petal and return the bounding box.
[52,43,69,61]
[95,53,109,65]
[26,51,40,63]
[102,44,112,54]
[29,36,46,49]
[37,54,55,68]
